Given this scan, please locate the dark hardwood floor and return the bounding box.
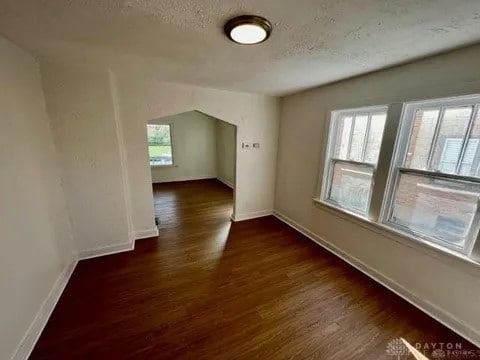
[31,179,476,359]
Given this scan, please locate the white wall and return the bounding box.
[150,111,217,183]
[41,63,134,256]
[216,120,236,188]
[275,44,480,345]
[114,75,279,231]
[0,36,75,359]
[149,111,236,187]
[36,64,278,244]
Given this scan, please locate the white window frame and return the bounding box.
[381,95,480,255]
[316,94,480,260]
[320,105,388,217]
[147,123,175,167]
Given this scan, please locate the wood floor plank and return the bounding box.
[30,179,477,359]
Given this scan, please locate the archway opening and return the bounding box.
[145,110,237,232]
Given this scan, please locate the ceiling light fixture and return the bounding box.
[224,15,272,45]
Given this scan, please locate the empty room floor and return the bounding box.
[31,179,473,359]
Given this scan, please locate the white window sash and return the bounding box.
[382,167,480,254]
[380,95,480,256]
[324,158,376,216]
[320,105,388,216]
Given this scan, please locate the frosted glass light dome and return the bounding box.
[230,24,267,44]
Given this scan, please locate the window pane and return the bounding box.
[364,113,387,163]
[328,161,373,214]
[431,106,473,173]
[333,116,353,159]
[389,172,480,249]
[459,139,480,176]
[437,138,463,173]
[459,109,480,176]
[404,109,440,169]
[349,115,368,161]
[147,124,173,165]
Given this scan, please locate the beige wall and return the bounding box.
[0,37,75,359]
[41,63,134,255]
[115,75,279,230]
[216,120,236,188]
[275,44,480,345]
[36,65,279,245]
[149,111,236,187]
[149,111,217,183]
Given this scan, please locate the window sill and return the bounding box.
[312,198,480,275]
[150,164,177,168]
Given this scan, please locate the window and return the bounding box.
[322,106,387,215]
[385,97,480,253]
[318,95,480,257]
[147,124,173,166]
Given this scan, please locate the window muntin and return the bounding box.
[364,114,387,163]
[384,96,480,254]
[147,124,173,166]
[405,109,439,169]
[430,107,473,173]
[349,114,369,161]
[323,107,387,215]
[403,105,480,176]
[332,111,387,164]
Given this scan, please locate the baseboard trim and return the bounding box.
[272,210,480,347]
[11,256,78,360]
[216,177,234,189]
[78,241,134,260]
[152,175,216,184]
[135,228,159,240]
[232,210,272,222]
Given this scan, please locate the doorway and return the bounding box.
[146,111,237,228]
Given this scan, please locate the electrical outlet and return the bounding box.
[253,143,260,148]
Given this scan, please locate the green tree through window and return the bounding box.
[147,124,173,165]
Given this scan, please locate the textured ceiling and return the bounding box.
[0,0,479,95]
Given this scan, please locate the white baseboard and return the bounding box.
[216,177,234,189]
[152,175,216,184]
[78,241,134,260]
[135,228,159,240]
[232,210,272,222]
[11,256,78,360]
[273,210,480,347]
[11,238,138,359]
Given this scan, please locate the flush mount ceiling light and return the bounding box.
[224,15,272,45]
